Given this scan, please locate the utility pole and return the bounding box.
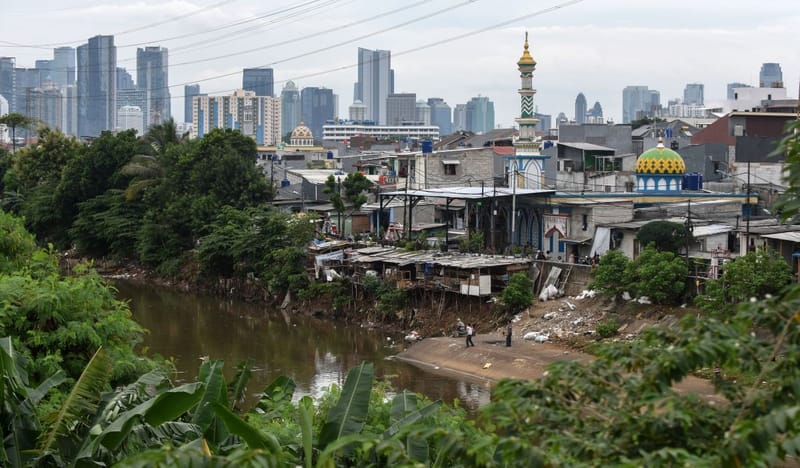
[685,199,692,268]
[490,181,496,252]
[746,158,751,252]
[510,155,518,246]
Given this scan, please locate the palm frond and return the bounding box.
[36,346,113,456]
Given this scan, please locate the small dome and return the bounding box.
[291,121,314,140]
[636,140,685,174]
[416,100,429,108]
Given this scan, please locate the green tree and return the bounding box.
[590,249,632,297]
[501,272,533,314]
[637,220,690,254]
[0,112,33,153]
[625,245,687,304]
[323,172,372,237]
[697,247,792,316]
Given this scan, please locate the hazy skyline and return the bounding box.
[2,0,798,127]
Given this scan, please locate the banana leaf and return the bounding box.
[318,362,374,450]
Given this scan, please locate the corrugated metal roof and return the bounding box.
[349,247,533,269]
[380,187,554,200]
[761,231,800,242]
[559,142,616,152]
[691,224,733,237]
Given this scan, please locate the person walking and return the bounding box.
[466,323,475,347]
[505,322,512,347]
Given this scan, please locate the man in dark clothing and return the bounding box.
[466,324,475,347]
[505,322,512,347]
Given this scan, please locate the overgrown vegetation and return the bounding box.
[637,220,690,254]
[595,318,620,338]
[501,271,533,314]
[591,245,687,303]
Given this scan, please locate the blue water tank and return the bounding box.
[684,173,701,190]
[543,140,554,149]
[421,140,433,154]
[326,151,334,159]
[281,179,290,187]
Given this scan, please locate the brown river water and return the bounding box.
[113,280,490,410]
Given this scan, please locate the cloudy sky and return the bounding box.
[2,0,798,126]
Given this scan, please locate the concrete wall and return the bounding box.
[559,123,634,154]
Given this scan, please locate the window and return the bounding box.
[582,214,588,231]
[444,164,456,176]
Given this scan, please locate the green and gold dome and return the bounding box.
[635,139,685,174]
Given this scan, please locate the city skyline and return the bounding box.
[1,0,798,128]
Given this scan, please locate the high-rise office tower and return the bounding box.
[61,85,78,136]
[300,86,334,142]
[137,46,170,128]
[354,48,393,124]
[349,100,367,121]
[683,83,704,105]
[280,80,301,138]
[727,82,751,99]
[415,100,430,126]
[13,67,41,117]
[465,96,494,133]
[759,63,783,88]
[534,112,551,133]
[0,57,15,112]
[35,60,54,84]
[427,97,451,135]
[53,47,76,88]
[453,104,466,132]
[116,67,135,90]
[77,35,116,137]
[0,94,8,117]
[386,93,416,125]
[26,85,62,130]
[184,84,200,124]
[574,92,587,124]
[242,68,274,97]
[586,101,603,123]
[622,85,653,123]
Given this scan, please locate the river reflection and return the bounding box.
[113,280,491,411]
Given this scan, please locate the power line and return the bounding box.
[6,0,241,49]
[5,0,583,113]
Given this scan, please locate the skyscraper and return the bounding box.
[574,92,587,124]
[35,60,53,84]
[280,80,301,138]
[242,68,274,97]
[453,104,466,132]
[622,85,658,124]
[184,84,200,124]
[759,63,783,88]
[77,35,116,137]
[683,83,704,105]
[300,86,334,142]
[13,67,40,117]
[386,93,416,125]
[0,57,15,112]
[137,46,170,128]
[354,48,393,124]
[427,98,451,135]
[53,47,76,88]
[586,101,603,123]
[116,67,134,90]
[465,96,494,133]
